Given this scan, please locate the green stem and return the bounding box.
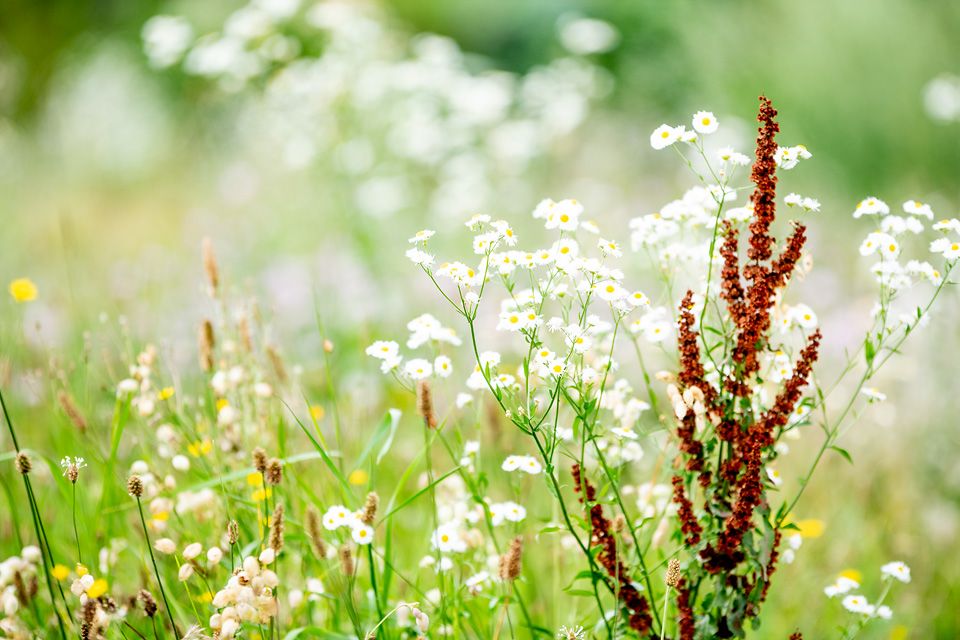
[136,496,181,639]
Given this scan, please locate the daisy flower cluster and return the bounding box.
[365,312,459,383]
[855,196,948,293]
[321,504,375,545]
[142,1,613,220]
[824,561,911,634]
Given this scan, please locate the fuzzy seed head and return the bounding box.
[15,452,31,475]
[416,380,437,428]
[666,558,682,588]
[269,504,285,553]
[305,506,328,558]
[361,492,379,525]
[138,589,158,617]
[227,520,239,545]
[339,545,354,576]
[127,474,144,498]
[499,536,523,581]
[266,458,283,485]
[252,447,268,473]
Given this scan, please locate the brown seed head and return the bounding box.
[15,452,31,475]
[665,558,682,588]
[269,504,285,553]
[305,506,328,559]
[498,536,523,581]
[57,390,88,432]
[266,346,288,384]
[339,545,354,576]
[416,380,437,428]
[127,475,144,498]
[361,492,379,525]
[266,458,283,485]
[138,589,158,617]
[202,237,219,294]
[227,520,239,545]
[252,447,268,473]
[199,320,216,372]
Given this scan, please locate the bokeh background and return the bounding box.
[1,0,959,636]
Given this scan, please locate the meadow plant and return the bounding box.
[377,96,957,638]
[0,96,957,640]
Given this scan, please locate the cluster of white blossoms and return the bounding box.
[210,555,280,639]
[501,454,543,475]
[143,1,613,219]
[650,109,811,169]
[394,201,670,470]
[824,561,911,621]
[321,504,374,544]
[855,197,951,291]
[365,313,459,380]
[0,547,40,636]
[115,345,161,417]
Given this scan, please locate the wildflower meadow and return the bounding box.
[2,1,959,639]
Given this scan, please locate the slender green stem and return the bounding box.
[136,496,181,639]
[1,388,69,639]
[72,483,83,566]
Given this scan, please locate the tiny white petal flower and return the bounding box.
[692,110,718,134]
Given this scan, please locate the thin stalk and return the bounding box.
[136,496,181,639]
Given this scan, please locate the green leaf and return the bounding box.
[285,398,354,501]
[830,445,854,464]
[864,337,875,366]
[354,408,402,469]
[380,466,461,521]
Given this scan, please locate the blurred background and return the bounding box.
[1,0,959,636]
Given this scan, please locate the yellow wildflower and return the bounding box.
[86,579,108,599]
[796,519,825,538]
[8,278,38,302]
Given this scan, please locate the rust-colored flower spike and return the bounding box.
[269,504,285,553]
[498,536,523,581]
[665,558,682,588]
[338,545,354,576]
[138,589,158,618]
[266,458,283,485]
[416,380,437,428]
[305,506,328,558]
[199,320,216,372]
[227,520,240,546]
[672,475,702,546]
[57,390,87,432]
[676,578,696,640]
[360,492,379,526]
[127,475,144,498]
[676,290,717,409]
[202,237,219,295]
[747,95,780,265]
[252,447,268,474]
[571,464,653,634]
[15,452,31,475]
